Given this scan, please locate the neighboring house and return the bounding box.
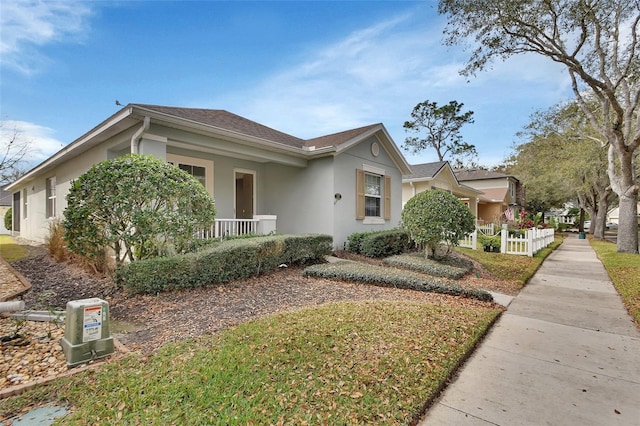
[546,202,579,225]
[607,202,640,226]
[0,185,12,234]
[454,169,525,225]
[5,104,411,249]
[402,161,483,219]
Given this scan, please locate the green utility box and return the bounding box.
[60,298,114,367]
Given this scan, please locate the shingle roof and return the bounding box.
[135,104,306,148]
[304,124,381,149]
[455,169,512,181]
[135,105,386,152]
[403,161,448,179]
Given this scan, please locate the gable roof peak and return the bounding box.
[403,160,449,179]
[303,123,382,149]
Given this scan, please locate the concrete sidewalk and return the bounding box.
[420,235,640,425]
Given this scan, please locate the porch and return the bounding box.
[196,215,277,240]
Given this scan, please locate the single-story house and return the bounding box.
[402,161,483,218]
[454,168,525,224]
[5,104,411,249]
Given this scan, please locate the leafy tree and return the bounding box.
[438,0,639,253]
[0,123,31,184]
[401,189,476,260]
[63,154,216,267]
[512,102,616,238]
[403,100,477,164]
[4,208,11,231]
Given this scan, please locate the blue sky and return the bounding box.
[1,1,573,169]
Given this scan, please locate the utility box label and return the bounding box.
[83,305,102,342]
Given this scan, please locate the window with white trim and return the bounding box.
[46,177,56,218]
[166,154,214,196]
[178,164,206,187]
[365,173,381,217]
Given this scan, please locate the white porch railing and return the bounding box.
[195,216,277,240]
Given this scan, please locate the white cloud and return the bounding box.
[213,7,572,153]
[1,120,65,167]
[0,0,92,74]
[212,11,444,138]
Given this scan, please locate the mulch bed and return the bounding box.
[1,244,511,394]
[8,247,500,353]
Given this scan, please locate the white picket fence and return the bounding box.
[460,225,555,257]
[501,227,555,256]
[459,223,495,250]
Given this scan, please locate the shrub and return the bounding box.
[116,234,332,294]
[401,190,476,260]
[382,253,470,279]
[302,262,492,302]
[3,208,11,231]
[346,231,369,253]
[45,218,69,262]
[63,154,216,267]
[478,234,501,251]
[346,229,410,257]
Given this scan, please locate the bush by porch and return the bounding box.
[116,234,332,294]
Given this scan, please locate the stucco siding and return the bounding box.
[167,145,268,219]
[263,158,334,237]
[332,136,403,248]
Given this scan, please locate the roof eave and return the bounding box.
[131,105,309,159]
[5,107,135,191]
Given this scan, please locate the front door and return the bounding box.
[235,171,254,219]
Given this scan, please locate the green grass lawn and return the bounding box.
[0,235,28,262]
[0,300,502,425]
[590,239,640,324]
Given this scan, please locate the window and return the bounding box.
[356,168,391,222]
[178,164,206,187]
[365,173,381,217]
[166,154,214,195]
[46,177,56,218]
[22,189,27,219]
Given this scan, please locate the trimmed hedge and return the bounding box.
[382,253,470,279]
[116,234,332,294]
[346,229,410,258]
[303,261,493,302]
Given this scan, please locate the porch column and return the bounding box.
[254,215,277,235]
